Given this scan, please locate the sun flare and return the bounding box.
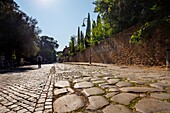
[34,0,57,8]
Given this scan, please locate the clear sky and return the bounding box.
[14,0,98,51]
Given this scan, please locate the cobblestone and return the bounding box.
[53,63,170,113]
[1,63,170,113]
[0,64,54,113]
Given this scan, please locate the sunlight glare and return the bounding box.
[34,0,58,9]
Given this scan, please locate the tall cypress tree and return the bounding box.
[80,31,85,51]
[85,13,91,48]
[77,27,81,51]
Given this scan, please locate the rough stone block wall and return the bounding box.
[70,25,170,66]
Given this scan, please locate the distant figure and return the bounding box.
[37,55,42,68]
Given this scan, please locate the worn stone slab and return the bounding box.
[74,82,94,88]
[54,80,70,88]
[73,79,86,83]
[87,96,109,110]
[53,94,84,113]
[92,80,106,84]
[150,93,170,100]
[116,81,132,87]
[135,98,170,113]
[83,77,92,81]
[99,83,116,89]
[150,82,170,89]
[107,79,120,84]
[105,92,118,98]
[54,88,68,95]
[131,80,149,85]
[107,88,119,92]
[82,87,105,96]
[120,87,164,93]
[91,77,103,81]
[111,93,138,105]
[103,104,132,113]
[67,88,74,93]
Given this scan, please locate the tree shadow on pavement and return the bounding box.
[0,67,36,74]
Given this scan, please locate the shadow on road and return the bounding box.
[0,67,36,74]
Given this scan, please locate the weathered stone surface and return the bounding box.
[74,82,94,88]
[150,93,170,99]
[92,80,106,84]
[54,88,68,95]
[103,104,132,113]
[116,81,132,87]
[53,94,84,113]
[150,82,170,89]
[135,98,170,113]
[87,96,109,110]
[107,79,120,84]
[108,88,119,92]
[54,80,70,88]
[131,80,149,85]
[82,87,105,96]
[91,77,103,81]
[83,77,92,81]
[67,88,74,93]
[111,93,138,105]
[120,87,164,93]
[73,79,85,83]
[105,92,118,98]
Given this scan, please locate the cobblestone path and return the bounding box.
[0,64,54,113]
[53,63,170,113]
[0,63,170,113]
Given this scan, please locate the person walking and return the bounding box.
[37,55,42,68]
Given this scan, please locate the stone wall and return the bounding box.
[69,25,170,66]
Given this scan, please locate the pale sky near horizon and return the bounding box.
[15,0,98,51]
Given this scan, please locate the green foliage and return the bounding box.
[77,27,81,52]
[0,0,41,62]
[69,36,76,55]
[93,0,170,43]
[85,13,91,48]
[80,31,85,51]
[39,36,59,63]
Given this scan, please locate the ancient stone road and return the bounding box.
[0,63,170,113]
[0,64,54,113]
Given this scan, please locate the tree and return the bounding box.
[39,36,59,63]
[69,36,76,55]
[80,31,85,51]
[0,0,41,65]
[77,27,81,52]
[93,0,170,43]
[85,13,91,48]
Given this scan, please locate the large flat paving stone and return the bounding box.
[82,87,105,96]
[135,98,170,113]
[116,81,132,87]
[54,80,70,88]
[150,82,170,89]
[150,93,170,100]
[107,88,119,92]
[53,94,84,113]
[103,104,132,113]
[74,82,94,88]
[87,96,109,110]
[54,88,68,96]
[105,92,118,98]
[120,87,164,93]
[107,79,120,84]
[111,93,138,105]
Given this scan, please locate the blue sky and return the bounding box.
[15,0,98,51]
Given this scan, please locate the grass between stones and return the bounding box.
[127,97,142,110]
[165,99,170,103]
